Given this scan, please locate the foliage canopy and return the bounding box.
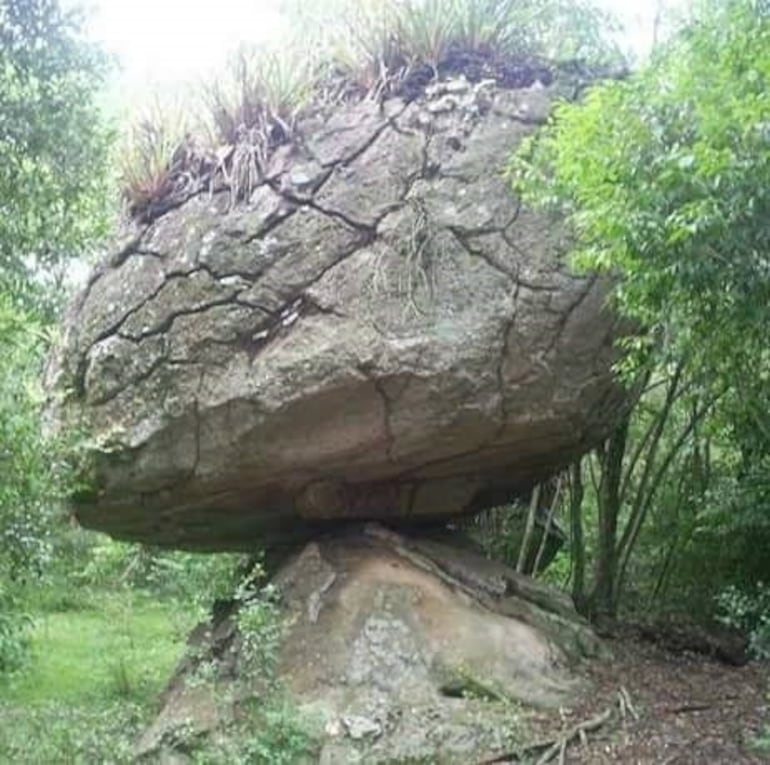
[511,0,770,394]
[510,0,770,623]
[0,0,113,675]
[0,0,112,306]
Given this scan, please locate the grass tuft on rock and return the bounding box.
[118,92,194,220]
[119,0,622,221]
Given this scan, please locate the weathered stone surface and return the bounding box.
[50,76,629,549]
[136,527,600,763]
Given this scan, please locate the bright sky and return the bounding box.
[72,0,674,90]
[77,0,287,88]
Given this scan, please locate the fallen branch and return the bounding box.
[477,706,614,764]
[534,708,613,765]
[618,685,640,721]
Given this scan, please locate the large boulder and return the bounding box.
[136,525,601,764]
[50,75,628,550]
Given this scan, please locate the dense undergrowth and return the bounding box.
[0,533,316,763]
[0,588,186,762]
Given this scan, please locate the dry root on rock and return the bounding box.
[479,686,640,765]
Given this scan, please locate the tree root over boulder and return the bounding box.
[137,524,603,763]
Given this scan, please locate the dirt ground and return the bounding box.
[516,636,770,764]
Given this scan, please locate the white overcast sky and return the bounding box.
[71,0,678,90]
[79,0,286,84]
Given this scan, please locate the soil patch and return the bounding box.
[387,49,556,101]
[517,636,769,764]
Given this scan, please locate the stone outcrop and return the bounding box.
[50,75,629,549]
[136,526,601,763]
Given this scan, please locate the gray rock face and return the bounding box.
[51,76,628,549]
[136,526,601,763]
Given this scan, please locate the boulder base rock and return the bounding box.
[137,526,600,763]
[50,76,629,549]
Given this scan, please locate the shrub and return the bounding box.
[0,701,146,763]
[236,581,284,681]
[716,583,770,660]
[0,299,79,675]
[169,562,319,763]
[0,586,31,677]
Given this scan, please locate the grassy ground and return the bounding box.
[0,589,193,763]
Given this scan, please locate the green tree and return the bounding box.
[512,0,770,620]
[0,0,112,675]
[0,0,112,308]
[510,0,770,395]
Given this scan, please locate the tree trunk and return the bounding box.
[590,417,629,619]
[533,475,562,574]
[517,484,541,574]
[615,390,720,603]
[568,460,587,616]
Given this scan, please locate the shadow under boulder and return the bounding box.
[137,525,601,764]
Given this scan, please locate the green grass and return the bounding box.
[0,590,194,763]
[7,594,189,705]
